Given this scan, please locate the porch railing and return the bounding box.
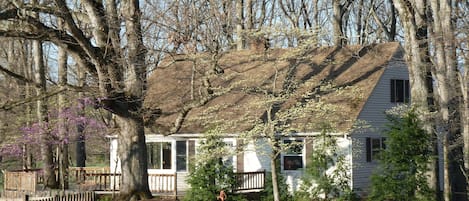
[3,170,38,192]
[3,167,265,195]
[234,170,266,191]
[77,172,177,193]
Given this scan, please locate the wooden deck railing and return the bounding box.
[148,174,177,193]
[69,167,110,184]
[3,170,38,192]
[3,167,265,195]
[77,172,177,193]
[234,170,266,191]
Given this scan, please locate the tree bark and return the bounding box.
[462,53,469,198]
[236,0,244,50]
[270,153,280,201]
[115,0,151,198]
[57,18,69,189]
[116,115,151,200]
[33,32,58,189]
[392,0,439,198]
[429,1,457,200]
[332,0,352,46]
[76,65,86,167]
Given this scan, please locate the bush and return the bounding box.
[294,123,358,201]
[260,172,293,201]
[184,131,246,201]
[369,107,434,201]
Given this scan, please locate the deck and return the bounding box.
[1,167,265,200]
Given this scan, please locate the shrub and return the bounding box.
[184,131,246,201]
[369,107,434,201]
[294,123,358,201]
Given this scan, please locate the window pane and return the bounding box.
[176,141,186,155]
[404,80,410,102]
[391,80,396,102]
[221,141,235,167]
[284,156,303,170]
[176,155,187,171]
[285,140,303,154]
[176,141,187,171]
[396,80,404,102]
[162,142,172,169]
[371,138,381,149]
[147,142,162,169]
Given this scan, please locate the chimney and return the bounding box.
[249,36,270,52]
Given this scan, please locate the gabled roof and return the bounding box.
[144,42,402,135]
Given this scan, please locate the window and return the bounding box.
[147,142,172,169]
[366,137,386,162]
[283,139,304,170]
[391,79,410,103]
[223,141,235,167]
[176,141,187,171]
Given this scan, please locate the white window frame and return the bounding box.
[147,140,174,173]
[366,137,386,162]
[281,138,305,172]
[175,140,189,172]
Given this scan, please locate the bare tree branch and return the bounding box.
[0,63,38,87]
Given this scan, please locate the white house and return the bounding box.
[109,42,409,194]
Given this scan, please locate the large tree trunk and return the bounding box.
[429,1,457,200]
[57,18,69,189]
[30,0,57,188]
[33,36,58,189]
[21,40,34,169]
[76,66,86,167]
[116,115,151,200]
[392,0,439,198]
[115,0,151,198]
[462,54,469,198]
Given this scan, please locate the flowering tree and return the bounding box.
[0,98,107,172]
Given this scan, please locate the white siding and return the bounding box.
[351,55,409,191]
[109,138,120,173]
[243,137,351,192]
[244,139,272,172]
[176,172,190,192]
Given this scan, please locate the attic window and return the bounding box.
[391,79,410,103]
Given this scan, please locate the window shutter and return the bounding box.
[366,138,371,162]
[188,140,195,170]
[391,80,396,102]
[236,139,244,172]
[404,80,410,102]
[305,138,314,168]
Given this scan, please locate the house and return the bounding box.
[109,42,409,194]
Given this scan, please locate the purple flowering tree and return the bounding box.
[0,98,108,181]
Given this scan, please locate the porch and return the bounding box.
[2,167,266,199]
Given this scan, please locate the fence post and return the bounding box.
[23,194,29,201]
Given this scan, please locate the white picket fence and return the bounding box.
[0,191,95,201]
